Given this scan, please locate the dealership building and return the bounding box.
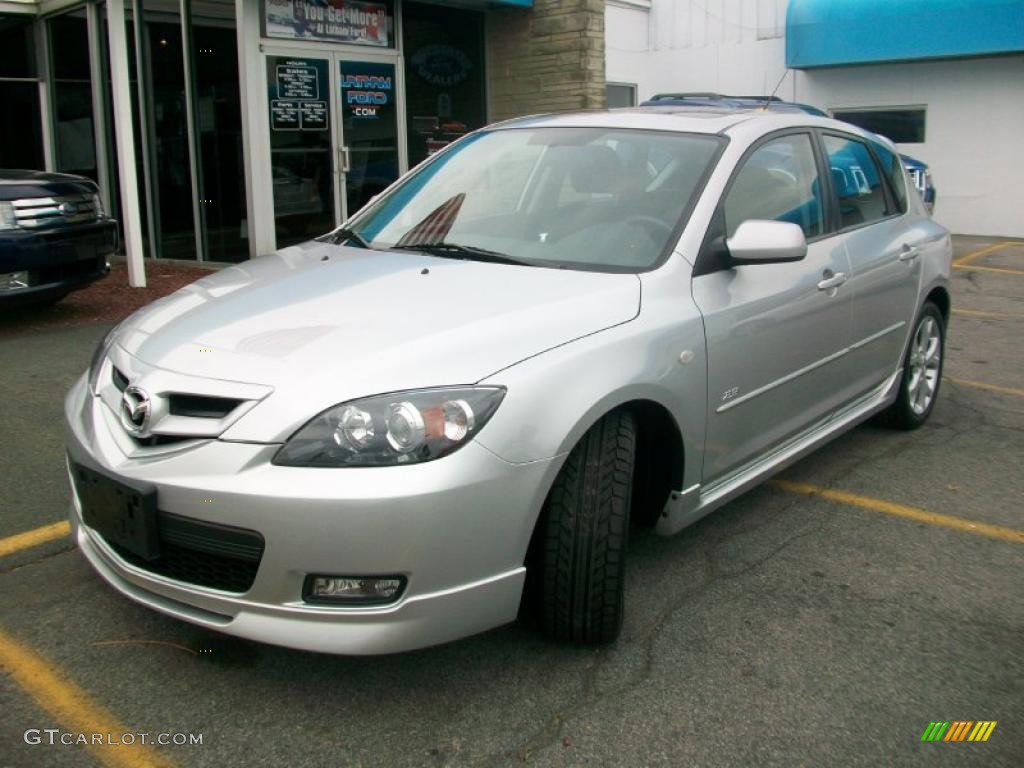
[1,0,1021,280]
[0,0,605,277]
[607,0,1024,238]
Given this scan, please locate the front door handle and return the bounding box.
[817,270,848,291]
[898,244,920,262]
[339,147,351,173]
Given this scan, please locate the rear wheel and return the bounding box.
[536,410,636,644]
[877,302,945,429]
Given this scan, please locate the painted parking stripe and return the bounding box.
[947,377,1024,399]
[952,240,1015,266]
[0,628,176,768]
[953,308,1024,320]
[0,521,70,558]
[953,264,1024,276]
[771,481,1024,545]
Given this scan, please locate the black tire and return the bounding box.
[536,410,636,644]
[876,301,945,430]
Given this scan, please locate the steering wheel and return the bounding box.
[621,215,673,241]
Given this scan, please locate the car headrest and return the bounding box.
[560,145,624,194]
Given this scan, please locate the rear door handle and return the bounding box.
[898,244,920,262]
[817,271,848,291]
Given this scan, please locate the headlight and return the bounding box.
[87,324,121,394]
[0,201,17,231]
[273,387,505,467]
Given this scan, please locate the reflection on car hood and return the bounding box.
[115,240,641,442]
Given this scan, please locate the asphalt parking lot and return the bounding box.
[1,236,1021,767]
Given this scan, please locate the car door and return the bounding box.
[692,131,854,484]
[822,132,924,397]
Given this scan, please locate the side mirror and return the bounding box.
[725,220,807,266]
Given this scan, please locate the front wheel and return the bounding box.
[535,410,636,644]
[877,302,945,429]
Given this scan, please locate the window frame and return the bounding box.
[605,82,638,109]
[818,129,905,235]
[829,106,926,144]
[694,128,835,277]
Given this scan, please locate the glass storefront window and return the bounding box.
[147,20,198,259]
[0,15,36,78]
[192,23,248,262]
[0,16,43,169]
[50,12,99,182]
[402,2,485,168]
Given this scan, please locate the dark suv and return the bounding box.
[1,170,118,307]
[639,94,936,213]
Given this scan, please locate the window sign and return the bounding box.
[269,58,328,132]
[264,0,391,48]
[340,62,394,121]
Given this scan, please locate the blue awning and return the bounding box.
[786,0,1024,68]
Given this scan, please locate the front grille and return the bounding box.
[107,512,265,593]
[168,393,242,419]
[12,193,100,229]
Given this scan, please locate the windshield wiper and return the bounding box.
[320,227,370,249]
[390,242,532,266]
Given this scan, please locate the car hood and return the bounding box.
[115,240,640,442]
[0,169,97,201]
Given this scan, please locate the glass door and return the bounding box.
[266,54,335,249]
[264,49,404,248]
[336,58,401,220]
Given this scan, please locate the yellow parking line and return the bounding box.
[953,308,1024,320]
[953,264,1024,276]
[0,628,177,768]
[947,377,1024,399]
[771,480,1024,544]
[952,240,1015,266]
[0,521,70,558]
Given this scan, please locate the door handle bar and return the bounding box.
[898,246,920,262]
[817,272,848,291]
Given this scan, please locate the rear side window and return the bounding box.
[822,135,891,229]
[871,141,908,214]
[723,134,824,239]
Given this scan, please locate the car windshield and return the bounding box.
[341,127,724,271]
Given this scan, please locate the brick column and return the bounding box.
[485,0,606,122]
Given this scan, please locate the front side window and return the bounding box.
[823,134,891,229]
[723,134,824,239]
[347,127,723,271]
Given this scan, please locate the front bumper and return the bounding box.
[0,220,116,304]
[64,375,556,654]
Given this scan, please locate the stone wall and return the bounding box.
[485,0,606,122]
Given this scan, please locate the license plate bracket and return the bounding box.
[75,464,160,561]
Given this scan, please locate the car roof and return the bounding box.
[487,107,880,144]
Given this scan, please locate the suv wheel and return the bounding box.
[878,302,945,430]
[536,410,636,644]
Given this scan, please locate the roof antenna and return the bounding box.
[762,68,790,110]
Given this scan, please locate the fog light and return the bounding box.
[1,271,29,291]
[303,574,406,605]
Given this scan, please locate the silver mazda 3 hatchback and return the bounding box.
[65,108,952,653]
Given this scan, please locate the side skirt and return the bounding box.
[655,369,902,536]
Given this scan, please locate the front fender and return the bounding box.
[476,286,707,486]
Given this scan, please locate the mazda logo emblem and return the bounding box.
[121,385,151,434]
